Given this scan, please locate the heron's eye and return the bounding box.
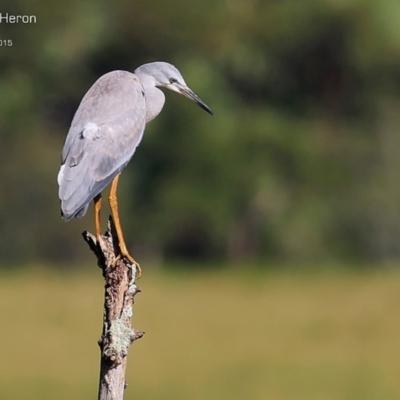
[169,78,178,84]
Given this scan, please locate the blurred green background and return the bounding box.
[2,0,400,399]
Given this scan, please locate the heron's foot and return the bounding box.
[113,250,142,279]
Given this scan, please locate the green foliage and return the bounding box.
[1,0,400,265]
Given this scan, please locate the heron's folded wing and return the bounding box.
[58,71,146,219]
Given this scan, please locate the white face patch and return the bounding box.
[165,83,182,94]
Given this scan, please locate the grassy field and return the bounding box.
[1,265,400,399]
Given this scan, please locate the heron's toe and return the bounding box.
[112,252,141,278]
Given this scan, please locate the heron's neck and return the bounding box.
[137,74,166,123]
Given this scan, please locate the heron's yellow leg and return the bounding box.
[109,174,141,277]
[94,194,102,239]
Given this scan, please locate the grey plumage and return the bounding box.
[58,62,213,221]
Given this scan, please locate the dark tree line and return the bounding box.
[1,0,400,267]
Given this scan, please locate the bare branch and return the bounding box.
[82,218,144,400]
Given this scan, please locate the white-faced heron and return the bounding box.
[57,61,213,275]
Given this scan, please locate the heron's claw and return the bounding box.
[113,252,142,279]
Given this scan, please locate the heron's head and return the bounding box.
[135,61,213,115]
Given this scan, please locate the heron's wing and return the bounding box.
[58,71,146,220]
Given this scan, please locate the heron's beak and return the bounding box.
[177,84,214,115]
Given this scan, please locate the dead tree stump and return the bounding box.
[82,218,144,400]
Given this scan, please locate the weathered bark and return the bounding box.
[82,218,144,400]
